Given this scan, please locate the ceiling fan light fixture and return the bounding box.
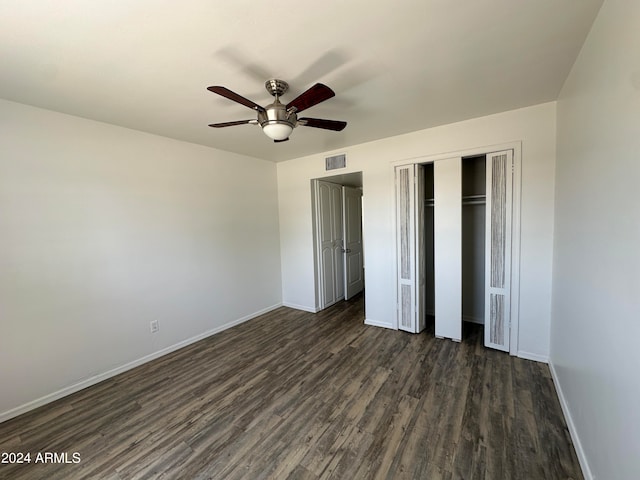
[262,121,294,141]
[207,79,346,142]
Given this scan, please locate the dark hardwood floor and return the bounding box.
[0,294,582,479]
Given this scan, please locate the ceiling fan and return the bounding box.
[207,79,347,143]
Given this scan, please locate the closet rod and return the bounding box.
[462,194,486,206]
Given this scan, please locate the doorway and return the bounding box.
[311,172,364,311]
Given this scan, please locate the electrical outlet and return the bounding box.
[150,320,159,334]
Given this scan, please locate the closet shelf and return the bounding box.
[426,196,485,206]
[462,194,486,205]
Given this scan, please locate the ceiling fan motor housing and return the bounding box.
[258,100,297,140]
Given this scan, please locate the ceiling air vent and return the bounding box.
[325,153,346,171]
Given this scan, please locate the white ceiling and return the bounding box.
[0,0,603,162]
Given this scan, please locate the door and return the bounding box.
[434,158,462,341]
[484,150,513,351]
[395,164,425,333]
[315,180,344,309]
[342,186,364,300]
[394,149,518,351]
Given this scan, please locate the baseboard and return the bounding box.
[548,360,593,480]
[364,318,396,330]
[462,314,484,325]
[282,302,318,313]
[517,350,549,363]
[0,303,282,424]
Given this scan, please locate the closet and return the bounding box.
[315,180,344,308]
[395,150,514,352]
[312,177,364,310]
[462,155,486,327]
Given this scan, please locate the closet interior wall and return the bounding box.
[423,164,435,325]
[461,155,487,326]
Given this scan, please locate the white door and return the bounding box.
[315,180,344,309]
[395,164,425,333]
[434,158,462,341]
[484,150,513,351]
[342,186,364,300]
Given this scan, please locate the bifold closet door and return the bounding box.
[434,158,462,341]
[395,164,425,333]
[342,186,364,300]
[314,180,344,309]
[484,150,513,351]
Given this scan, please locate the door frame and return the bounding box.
[391,142,522,355]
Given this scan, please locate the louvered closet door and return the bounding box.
[395,164,425,333]
[484,150,513,351]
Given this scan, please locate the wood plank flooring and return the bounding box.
[0,294,583,479]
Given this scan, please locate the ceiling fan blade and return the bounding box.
[208,120,257,128]
[298,117,347,131]
[207,86,265,112]
[286,83,335,113]
[274,138,289,143]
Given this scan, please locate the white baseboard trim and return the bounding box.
[548,360,593,480]
[462,314,484,325]
[364,318,396,330]
[0,303,282,424]
[517,350,549,363]
[282,302,318,313]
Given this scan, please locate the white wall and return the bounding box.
[0,99,282,420]
[551,1,640,479]
[278,102,557,359]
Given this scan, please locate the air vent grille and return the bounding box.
[325,154,346,171]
